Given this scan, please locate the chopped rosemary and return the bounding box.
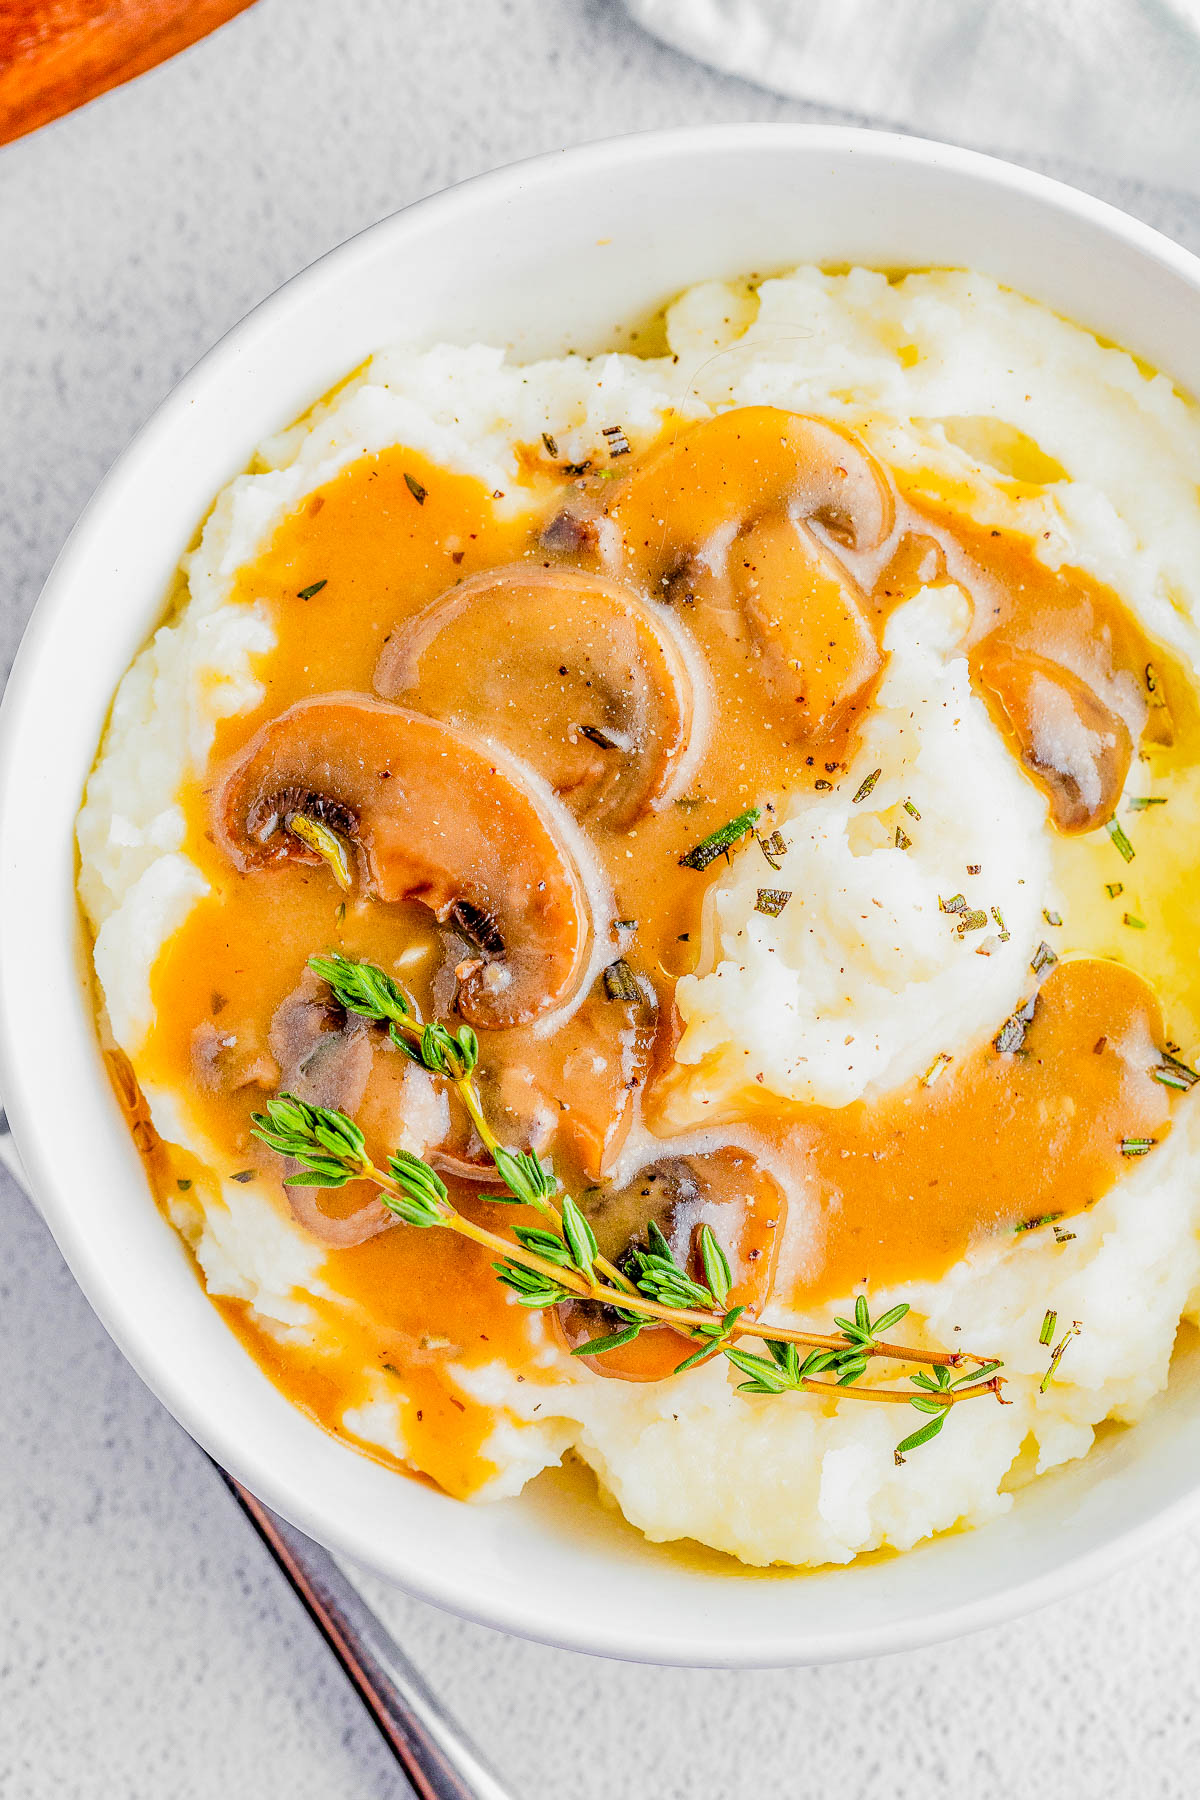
[895,826,912,850]
[286,814,353,891]
[297,579,327,600]
[1042,909,1062,927]
[921,1052,953,1086]
[1123,913,1147,930]
[903,798,921,820]
[957,909,988,934]
[679,807,762,870]
[1053,1227,1077,1244]
[404,472,427,505]
[541,432,558,457]
[1040,1320,1080,1393]
[995,994,1037,1055]
[601,423,631,457]
[613,918,638,933]
[1038,1308,1057,1346]
[852,768,882,804]
[1015,1211,1063,1235]
[755,888,792,918]
[941,893,967,914]
[176,1177,193,1192]
[990,905,1010,942]
[1030,940,1057,975]
[757,829,788,870]
[1152,1053,1198,1092]
[579,723,620,749]
[230,1169,256,1184]
[1120,1137,1156,1156]
[601,959,640,1002]
[1128,796,1166,811]
[1106,817,1135,862]
[1105,882,1124,899]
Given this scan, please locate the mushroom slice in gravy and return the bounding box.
[558,1147,786,1381]
[374,565,701,827]
[600,407,891,738]
[978,648,1135,831]
[217,695,596,1027]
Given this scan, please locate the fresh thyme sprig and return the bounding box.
[250,953,1008,1456]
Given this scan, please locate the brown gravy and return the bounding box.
[133,408,1196,1489]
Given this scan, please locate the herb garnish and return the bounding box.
[541,432,559,458]
[1039,1308,1057,1346]
[1106,817,1135,862]
[852,769,881,804]
[1105,882,1124,899]
[957,909,988,934]
[755,889,792,917]
[757,829,788,870]
[1043,909,1062,927]
[286,814,353,891]
[601,959,640,1002]
[1040,1320,1080,1393]
[903,799,921,820]
[1152,1053,1198,1093]
[990,905,1010,943]
[1015,1211,1063,1235]
[1031,940,1057,974]
[921,1052,953,1086]
[404,472,427,505]
[995,994,1037,1054]
[250,953,1006,1458]
[297,580,327,600]
[1120,1137,1155,1156]
[679,807,762,870]
[1128,796,1166,811]
[895,826,912,850]
[602,424,631,457]
[1123,913,1147,930]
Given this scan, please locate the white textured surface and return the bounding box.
[5,0,1200,1793]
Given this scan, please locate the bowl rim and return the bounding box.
[6,120,1200,1666]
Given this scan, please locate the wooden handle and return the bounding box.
[0,0,259,147]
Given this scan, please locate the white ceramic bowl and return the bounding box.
[6,124,1200,1667]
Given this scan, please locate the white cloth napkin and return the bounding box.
[625,0,1200,192]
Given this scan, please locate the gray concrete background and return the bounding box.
[4,3,1200,1795]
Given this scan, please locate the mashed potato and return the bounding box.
[77,268,1200,1565]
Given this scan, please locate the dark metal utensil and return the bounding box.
[0,1112,516,1800]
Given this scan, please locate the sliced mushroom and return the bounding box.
[733,512,882,738]
[191,1019,279,1094]
[430,964,658,1185]
[602,408,891,739]
[978,648,1134,831]
[606,407,895,592]
[262,969,449,1248]
[558,1146,785,1382]
[374,566,700,829]
[218,696,594,1028]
